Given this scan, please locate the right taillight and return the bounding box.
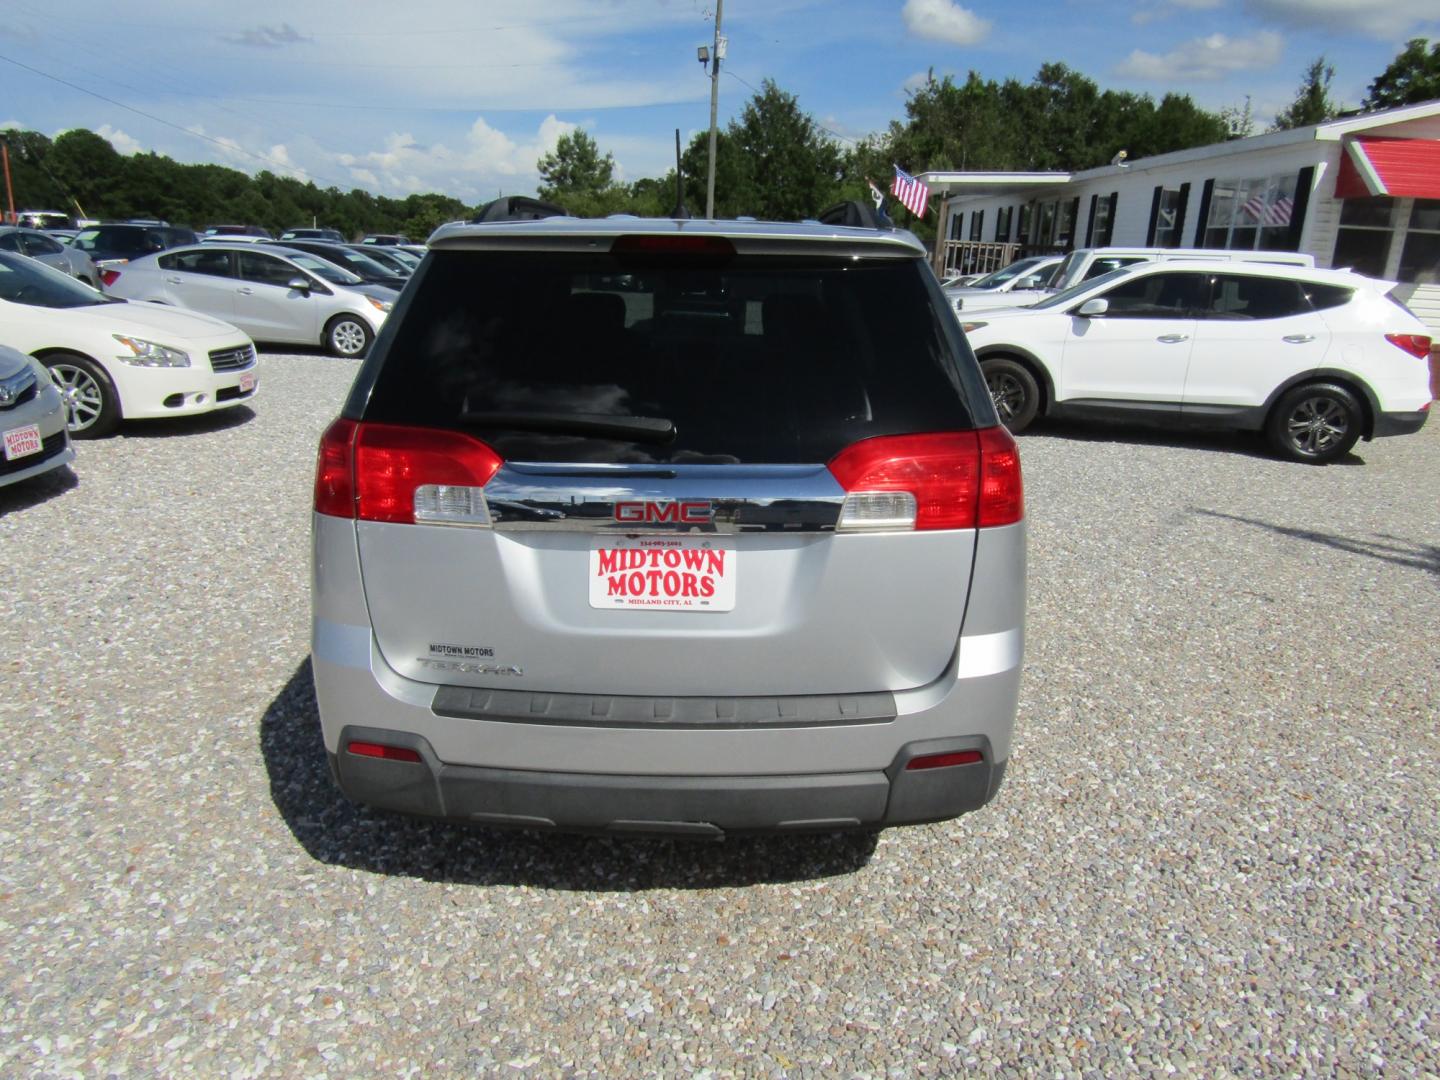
[312,420,504,524]
[827,428,1023,532]
[1386,333,1433,359]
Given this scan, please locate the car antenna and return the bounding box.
[670,129,690,220]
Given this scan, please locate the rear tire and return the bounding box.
[1265,382,1362,464]
[45,353,120,438]
[981,357,1039,433]
[325,315,373,358]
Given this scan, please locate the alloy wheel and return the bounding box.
[49,363,105,432]
[332,320,368,356]
[987,371,1025,424]
[1284,395,1350,457]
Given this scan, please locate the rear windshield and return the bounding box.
[357,250,978,464]
[74,226,158,255]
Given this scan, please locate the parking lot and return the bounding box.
[2,349,1437,1075]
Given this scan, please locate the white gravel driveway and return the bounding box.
[2,350,1437,1076]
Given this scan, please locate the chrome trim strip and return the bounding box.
[485,462,846,533]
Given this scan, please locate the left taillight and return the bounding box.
[1385,332,1433,360]
[313,420,504,524]
[99,269,121,287]
[826,427,1023,532]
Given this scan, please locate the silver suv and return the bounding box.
[310,211,1026,835]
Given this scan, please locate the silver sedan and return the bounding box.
[103,243,396,357]
[0,227,101,289]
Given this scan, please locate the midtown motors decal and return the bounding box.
[589,538,736,611]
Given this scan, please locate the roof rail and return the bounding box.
[471,195,571,223]
[815,200,892,230]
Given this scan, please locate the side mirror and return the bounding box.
[287,276,312,293]
[1076,298,1109,317]
[1014,275,1041,289]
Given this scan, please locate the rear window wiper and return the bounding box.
[458,411,675,443]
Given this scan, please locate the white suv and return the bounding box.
[962,260,1432,463]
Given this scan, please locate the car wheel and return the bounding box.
[325,315,373,358]
[981,357,1039,433]
[45,353,121,438]
[1265,382,1363,464]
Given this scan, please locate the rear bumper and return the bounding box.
[331,724,1007,835]
[1372,407,1429,438]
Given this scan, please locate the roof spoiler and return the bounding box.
[815,200,893,230]
[471,196,571,223]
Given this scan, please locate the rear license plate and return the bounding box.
[238,372,256,393]
[2,424,42,461]
[589,536,736,611]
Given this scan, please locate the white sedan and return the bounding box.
[0,251,258,438]
[960,260,1432,464]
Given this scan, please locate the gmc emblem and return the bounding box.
[614,500,714,524]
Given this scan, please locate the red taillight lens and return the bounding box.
[99,269,121,287]
[354,423,503,524]
[314,417,358,518]
[827,428,1023,531]
[977,425,1024,527]
[346,740,422,763]
[906,749,984,770]
[313,420,504,523]
[1386,333,1433,359]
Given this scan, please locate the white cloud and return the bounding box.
[1116,31,1284,81]
[331,114,582,200]
[902,0,992,46]
[1243,0,1439,38]
[95,125,143,155]
[222,23,311,49]
[903,70,934,92]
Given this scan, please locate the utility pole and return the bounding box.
[705,0,723,220]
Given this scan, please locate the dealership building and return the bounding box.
[921,98,1440,331]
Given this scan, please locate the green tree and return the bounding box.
[1363,38,1440,110]
[537,129,617,210]
[699,79,842,221]
[1273,57,1338,130]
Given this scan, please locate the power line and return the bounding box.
[722,70,863,147]
[0,50,348,187]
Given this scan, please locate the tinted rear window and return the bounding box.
[358,250,977,464]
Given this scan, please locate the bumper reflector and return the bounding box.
[346,740,422,763]
[905,749,983,771]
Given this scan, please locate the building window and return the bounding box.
[995,206,1013,243]
[1153,189,1185,247]
[1398,199,1440,285]
[949,211,965,242]
[1017,205,1034,244]
[1091,195,1115,246]
[1203,173,1297,250]
[1331,197,1395,278]
[969,209,984,241]
[1056,200,1077,248]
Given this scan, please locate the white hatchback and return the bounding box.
[961,260,1432,463]
[0,251,258,438]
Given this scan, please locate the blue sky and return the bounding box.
[1,0,1436,203]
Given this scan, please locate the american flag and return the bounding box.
[1239,192,1293,227]
[891,165,930,219]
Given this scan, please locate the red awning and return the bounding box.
[1334,136,1440,199]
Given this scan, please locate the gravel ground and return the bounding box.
[2,350,1437,1077]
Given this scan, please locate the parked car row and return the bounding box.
[951,252,1432,464]
[0,251,259,447]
